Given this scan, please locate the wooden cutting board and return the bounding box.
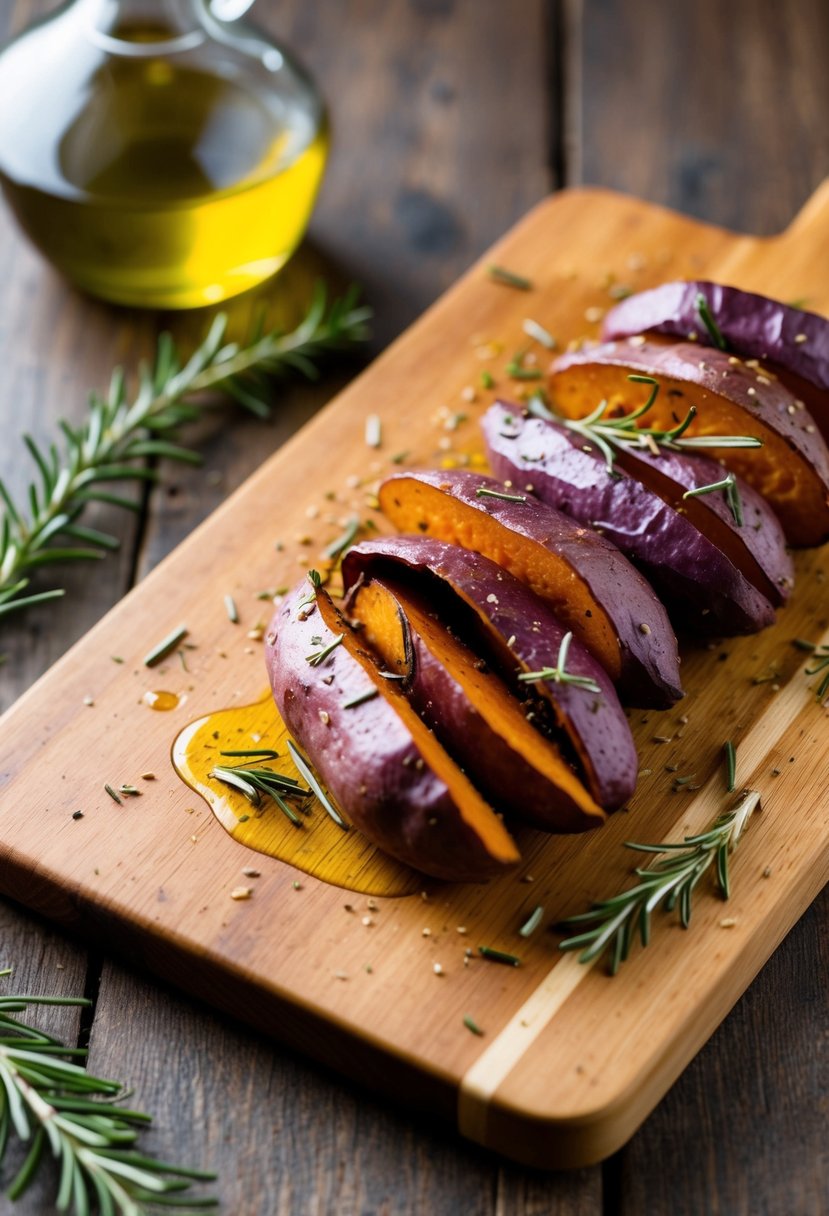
[3,184,829,1169]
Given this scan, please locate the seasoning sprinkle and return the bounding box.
[519,906,544,937]
[481,370,495,390]
[224,594,239,624]
[365,415,382,449]
[478,946,521,967]
[487,264,532,291]
[104,784,122,805]
[230,887,252,901]
[522,318,557,349]
[143,624,188,668]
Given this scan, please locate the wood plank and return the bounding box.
[89,963,596,1216]
[2,183,829,1171]
[575,0,829,234]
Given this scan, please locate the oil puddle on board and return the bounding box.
[171,691,420,896]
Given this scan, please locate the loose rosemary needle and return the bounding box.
[0,284,370,621]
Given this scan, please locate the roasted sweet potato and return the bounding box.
[550,339,829,546]
[266,581,520,881]
[342,537,638,810]
[482,404,787,633]
[378,469,683,707]
[347,573,606,831]
[602,280,829,440]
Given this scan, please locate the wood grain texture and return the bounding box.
[2,0,829,1211]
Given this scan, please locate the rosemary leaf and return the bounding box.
[143,625,189,668]
[724,740,736,793]
[475,487,527,503]
[286,740,348,830]
[695,291,728,350]
[487,265,532,291]
[519,906,545,937]
[478,946,521,967]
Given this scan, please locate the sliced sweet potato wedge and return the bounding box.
[378,468,683,707]
[342,537,638,810]
[482,403,786,632]
[602,280,829,440]
[266,581,520,881]
[550,339,829,546]
[614,442,793,607]
[347,574,605,831]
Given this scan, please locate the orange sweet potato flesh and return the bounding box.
[313,589,520,874]
[550,340,829,546]
[349,577,605,832]
[379,475,621,680]
[378,469,685,709]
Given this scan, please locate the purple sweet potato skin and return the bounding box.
[602,280,829,401]
[342,538,638,810]
[551,338,829,546]
[481,404,778,633]
[349,576,603,830]
[379,468,683,707]
[616,442,793,606]
[266,583,515,881]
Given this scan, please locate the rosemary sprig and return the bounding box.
[529,376,762,474]
[559,789,761,974]
[0,968,215,1214]
[209,763,311,827]
[683,471,743,526]
[305,633,344,667]
[516,631,601,694]
[0,285,370,621]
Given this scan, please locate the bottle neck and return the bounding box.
[75,0,255,54]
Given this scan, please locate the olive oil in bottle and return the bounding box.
[0,0,328,308]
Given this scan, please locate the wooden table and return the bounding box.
[2,2,828,1212]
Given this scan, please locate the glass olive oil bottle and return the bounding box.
[0,0,328,307]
